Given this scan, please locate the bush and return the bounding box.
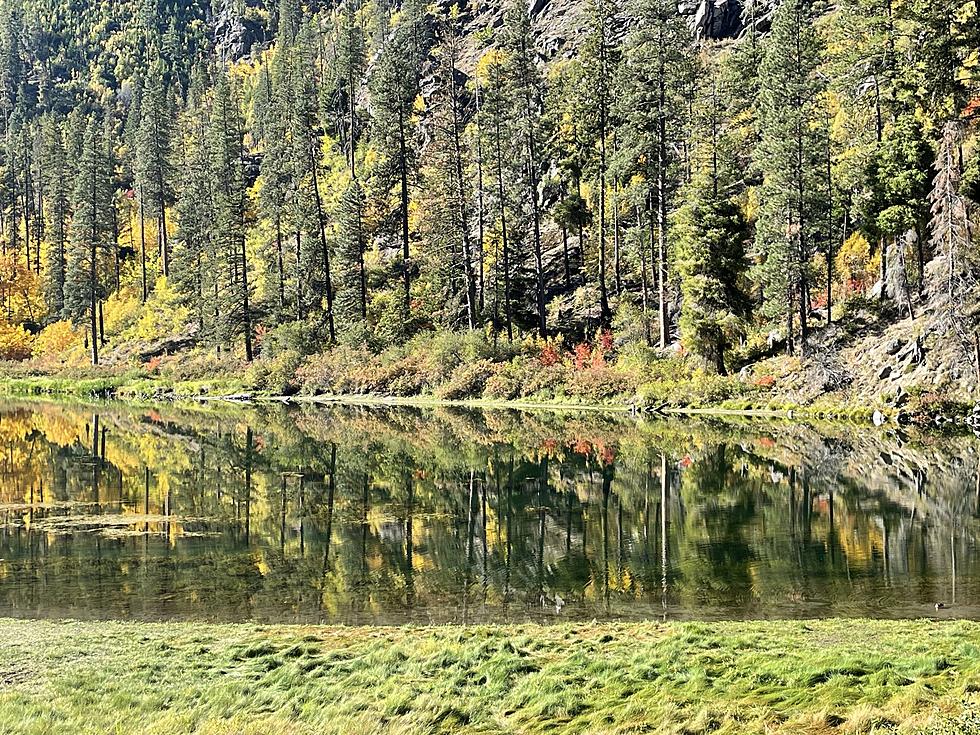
[436,360,497,400]
[483,359,526,401]
[257,321,316,358]
[0,323,34,361]
[637,369,750,408]
[246,349,303,395]
[32,321,83,363]
[566,364,633,402]
[916,702,980,735]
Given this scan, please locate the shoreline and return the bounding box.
[0,617,975,734]
[0,371,893,424]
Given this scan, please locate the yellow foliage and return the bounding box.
[32,320,83,361]
[0,323,34,361]
[743,187,760,224]
[0,253,45,325]
[102,289,141,337]
[835,232,875,293]
[121,276,191,344]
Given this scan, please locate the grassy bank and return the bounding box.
[1,618,978,734]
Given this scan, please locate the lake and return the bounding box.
[0,399,976,624]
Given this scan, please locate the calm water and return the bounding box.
[0,399,977,624]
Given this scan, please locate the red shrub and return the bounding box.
[539,342,562,366]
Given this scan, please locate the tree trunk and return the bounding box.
[448,43,476,330]
[139,193,147,302]
[493,110,512,341]
[310,148,335,342]
[398,104,411,326]
[276,218,285,312]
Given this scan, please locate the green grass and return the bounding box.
[1,619,979,734]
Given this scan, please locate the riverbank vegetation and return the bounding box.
[0,0,976,410]
[1,618,978,734]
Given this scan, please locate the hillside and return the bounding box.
[0,0,977,416]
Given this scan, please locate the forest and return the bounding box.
[0,0,977,407]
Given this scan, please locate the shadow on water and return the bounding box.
[0,399,977,624]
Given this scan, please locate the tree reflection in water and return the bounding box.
[0,400,976,624]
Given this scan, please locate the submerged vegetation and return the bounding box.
[1,618,979,734]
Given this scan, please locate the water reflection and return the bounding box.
[0,400,977,623]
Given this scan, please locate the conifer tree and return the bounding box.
[41,116,69,317]
[674,63,749,374]
[503,0,549,335]
[617,0,693,348]
[419,7,477,329]
[754,0,826,354]
[66,117,112,365]
[334,179,367,337]
[369,0,427,330]
[210,72,253,361]
[581,0,619,327]
[136,61,176,278]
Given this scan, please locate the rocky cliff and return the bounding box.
[212,0,757,64]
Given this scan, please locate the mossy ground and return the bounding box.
[1,618,978,734]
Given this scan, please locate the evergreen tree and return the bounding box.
[503,0,549,336]
[336,0,367,177]
[210,72,253,361]
[581,0,620,327]
[476,48,521,341]
[369,0,427,331]
[41,115,69,318]
[66,117,112,364]
[419,7,477,329]
[135,61,176,279]
[754,0,826,354]
[334,179,367,338]
[616,0,693,348]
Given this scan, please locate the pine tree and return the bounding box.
[334,179,367,338]
[754,0,826,354]
[674,74,750,376]
[41,115,69,318]
[617,0,693,348]
[547,60,593,290]
[135,61,176,279]
[503,0,549,336]
[581,0,620,327]
[419,6,477,329]
[369,0,427,331]
[336,0,367,178]
[210,72,253,361]
[66,117,112,365]
[476,48,520,341]
[173,71,215,347]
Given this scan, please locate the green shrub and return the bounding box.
[566,365,634,403]
[436,360,497,400]
[246,349,303,395]
[483,359,525,401]
[637,369,750,408]
[916,702,980,734]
